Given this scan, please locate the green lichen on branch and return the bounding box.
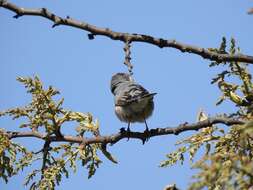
[0,76,115,189]
[161,38,253,190]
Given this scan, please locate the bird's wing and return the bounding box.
[116,83,156,106]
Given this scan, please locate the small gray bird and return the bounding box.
[110,73,156,133]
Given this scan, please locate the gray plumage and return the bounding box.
[110,73,156,129]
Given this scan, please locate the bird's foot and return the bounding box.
[126,126,131,141]
[142,128,150,145]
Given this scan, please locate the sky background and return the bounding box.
[1,0,253,189]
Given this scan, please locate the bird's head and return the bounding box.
[110,73,133,94]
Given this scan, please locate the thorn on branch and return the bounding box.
[174,122,189,135]
[52,17,62,28]
[50,14,58,28]
[52,23,59,28]
[141,138,145,145]
[180,47,186,53]
[13,14,22,19]
[173,129,180,135]
[88,33,95,40]
[120,127,125,132]
[41,8,47,15]
[158,38,167,48]
[180,122,188,127]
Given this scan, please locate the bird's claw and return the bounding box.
[126,126,131,141]
[142,128,150,145]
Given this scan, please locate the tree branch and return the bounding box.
[41,140,51,178]
[5,116,244,145]
[1,0,253,64]
[248,8,253,15]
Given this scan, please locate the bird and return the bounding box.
[110,73,156,135]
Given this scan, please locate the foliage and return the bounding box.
[160,38,253,190]
[0,129,32,183]
[0,76,116,189]
[1,40,252,190]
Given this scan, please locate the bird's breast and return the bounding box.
[114,99,154,123]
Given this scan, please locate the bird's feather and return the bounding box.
[116,83,156,106]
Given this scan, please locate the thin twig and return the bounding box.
[123,41,133,75]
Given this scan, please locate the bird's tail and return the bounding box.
[142,92,157,100]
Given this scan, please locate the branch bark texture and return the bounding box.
[1,0,253,64]
[6,117,244,145]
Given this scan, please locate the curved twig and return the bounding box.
[6,116,244,145]
[1,0,253,64]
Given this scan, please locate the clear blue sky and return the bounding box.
[1,0,253,189]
